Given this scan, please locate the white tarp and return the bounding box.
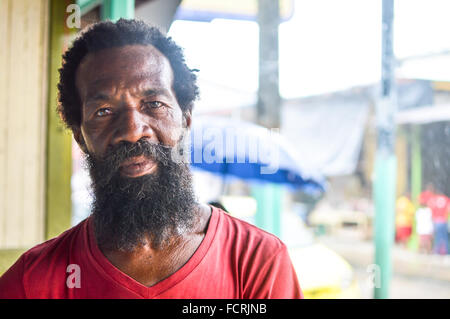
[281,93,369,177]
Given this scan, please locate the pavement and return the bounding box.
[353,265,450,299]
[317,234,450,282]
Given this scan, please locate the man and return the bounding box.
[394,195,415,245]
[427,191,450,255]
[419,184,450,255]
[0,19,302,299]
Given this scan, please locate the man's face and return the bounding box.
[73,44,196,251]
[75,44,190,177]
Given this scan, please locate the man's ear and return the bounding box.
[72,127,88,154]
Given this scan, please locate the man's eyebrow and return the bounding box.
[140,88,172,99]
[87,93,110,101]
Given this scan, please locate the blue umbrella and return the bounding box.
[189,116,326,194]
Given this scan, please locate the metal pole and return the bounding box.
[251,183,282,237]
[253,0,282,237]
[373,0,397,299]
[257,0,280,129]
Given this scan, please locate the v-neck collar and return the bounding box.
[86,206,219,298]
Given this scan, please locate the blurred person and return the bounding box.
[418,183,435,206]
[395,195,415,245]
[448,215,450,254]
[426,190,450,255]
[415,206,434,254]
[419,184,449,255]
[0,19,302,299]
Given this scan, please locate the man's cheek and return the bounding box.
[170,129,191,164]
[167,125,184,144]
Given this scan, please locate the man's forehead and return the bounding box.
[75,44,174,94]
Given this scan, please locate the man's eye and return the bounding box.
[95,108,112,117]
[144,101,164,109]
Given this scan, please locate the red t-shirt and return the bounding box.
[427,194,450,223]
[418,190,435,206]
[0,206,303,299]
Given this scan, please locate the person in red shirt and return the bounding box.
[419,184,450,255]
[418,183,436,207]
[427,193,450,255]
[0,19,302,299]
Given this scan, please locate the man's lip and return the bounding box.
[119,155,148,167]
[119,155,157,177]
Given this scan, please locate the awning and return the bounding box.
[396,104,450,125]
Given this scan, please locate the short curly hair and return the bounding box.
[58,19,199,131]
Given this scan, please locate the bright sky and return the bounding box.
[167,0,450,110]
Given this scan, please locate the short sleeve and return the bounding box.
[0,255,27,299]
[243,245,303,299]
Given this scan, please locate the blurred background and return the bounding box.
[1,0,450,298]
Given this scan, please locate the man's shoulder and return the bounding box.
[212,208,301,299]
[215,208,285,254]
[20,218,89,269]
[0,219,90,298]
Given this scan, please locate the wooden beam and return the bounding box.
[0,0,49,249]
[46,0,77,240]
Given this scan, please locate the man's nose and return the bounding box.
[112,109,155,145]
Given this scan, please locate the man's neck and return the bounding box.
[97,204,212,287]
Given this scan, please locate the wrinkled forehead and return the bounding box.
[75,44,175,96]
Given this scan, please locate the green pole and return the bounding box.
[101,0,135,21]
[374,0,396,299]
[77,0,103,15]
[374,154,397,298]
[252,184,282,237]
